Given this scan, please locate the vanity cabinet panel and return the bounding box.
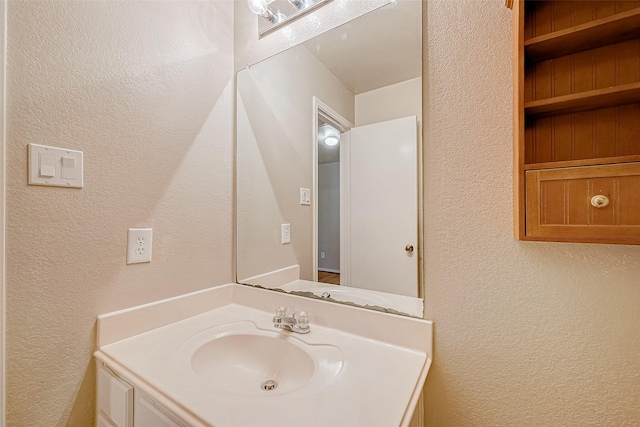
[512,0,640,245]
[134,394,188,427]
[96,361,190,427]
[97,413,116,427]
[525,163,640,242]
[97,364,133,427]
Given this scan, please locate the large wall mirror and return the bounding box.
[236,0,423,317]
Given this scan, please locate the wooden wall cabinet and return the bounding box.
[512,0,640,245]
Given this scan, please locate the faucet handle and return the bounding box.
[297,310,309,326]
[276,306,288,317]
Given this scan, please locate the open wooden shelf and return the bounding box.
[524,7,640,62]
[524,155,640,171]
[524,82,640,116]
[513,1,640,245]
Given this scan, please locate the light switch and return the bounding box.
[61,156,76,179]
[28,143,83,188]
[300,188,311,205]
[39,154,56,178]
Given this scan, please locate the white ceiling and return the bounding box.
[303,1,422,95]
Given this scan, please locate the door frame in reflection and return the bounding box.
[312,97,353,285]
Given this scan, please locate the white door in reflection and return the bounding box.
[347,116,418,297]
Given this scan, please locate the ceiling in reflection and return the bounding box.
[302,1,422,94]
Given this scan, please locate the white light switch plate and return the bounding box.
[28,143,84,188]
[127,228,152,264]
[300,188,311,205]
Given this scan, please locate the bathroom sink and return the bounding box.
[174,321,344,396]
[95,284,432,427]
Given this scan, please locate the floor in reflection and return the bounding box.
[318,271,340,285]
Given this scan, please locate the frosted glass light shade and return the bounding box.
[324,136,339,147]
[248,0,268,15]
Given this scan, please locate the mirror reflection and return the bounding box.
[236,1,423,316]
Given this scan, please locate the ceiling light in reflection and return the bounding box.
[324,136,339,147]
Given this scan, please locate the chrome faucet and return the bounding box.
[273,306,310,334]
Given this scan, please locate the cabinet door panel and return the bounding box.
[97,413,116,427]
[97,365,133,427]
[618,175,640,225]
[526,163,640,243]
[566,178,590,224]
[135,395,188,427]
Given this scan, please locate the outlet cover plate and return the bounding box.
[127,228,152,264]
[281,224,291,244]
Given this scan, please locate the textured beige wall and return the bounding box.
[236,45,354,281]
[423,1,640,425]
[6,1,234,425]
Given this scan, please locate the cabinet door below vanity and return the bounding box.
[134,394,189,427]
[97,364,133,427]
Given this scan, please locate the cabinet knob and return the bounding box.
[405,244,414,253]
[591,195,610,208]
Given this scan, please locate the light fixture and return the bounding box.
[324,136,339,147]
[320,124,340,147]
[247,0,286,23]
[249,0,332,38]
[288,0,312,10]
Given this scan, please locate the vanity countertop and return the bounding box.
[94,283,432,427]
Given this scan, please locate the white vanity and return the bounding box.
[94,284,432,427]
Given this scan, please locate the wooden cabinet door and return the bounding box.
[526,163,640,244]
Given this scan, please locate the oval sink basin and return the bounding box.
[192,333,315,395]
[174,321,344,396]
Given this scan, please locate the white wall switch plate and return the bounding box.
[281,223,291,244]
[28,143,84,188]
[127,228,152,264]
[300,188,311,205]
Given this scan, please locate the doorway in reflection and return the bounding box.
[318,271,340,285]
[317,119,342,285]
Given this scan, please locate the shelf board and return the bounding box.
[524,156,640,171]
[525,8,640,62]
[524,82,640,117]
[520,234,640,246]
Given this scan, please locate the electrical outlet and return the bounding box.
[127,228,152,264]
[281,224,291,244]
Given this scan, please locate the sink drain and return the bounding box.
[261,380,278,391]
